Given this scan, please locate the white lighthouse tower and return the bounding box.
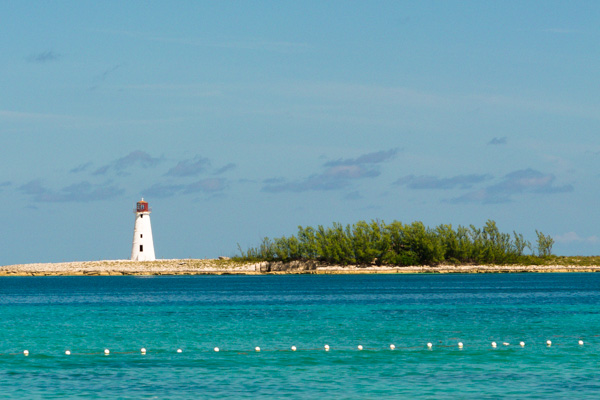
[131,198,156,261]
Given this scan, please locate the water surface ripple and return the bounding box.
[1,274,599,399]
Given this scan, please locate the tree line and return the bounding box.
[236,220,555,266]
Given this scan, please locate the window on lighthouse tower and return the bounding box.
[140,245,144,252]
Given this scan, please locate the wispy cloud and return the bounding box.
[26,51,61,63]
[214,163,237,175]
[89,64,123,90]
[450,168,573,204]
[262,149,397,193]
[183,178,227,193]
[554,232,600,244]
[269,81,600,123]
[211,39,310,52]
[92,165,110,176]
[324,148,399,167]
[144,178,227,198]
[262,168,377,193]
[488,137,507,145]
[97,29,309,53]
[97,64,122,82]
[263,177,285,185]
[395,174,491,190]
[70,162,93,174]
[540,28,580,34]
[19,180,47,197]
[165,156,210,177]
[487,169,573,194]
[116,151,161,169]
[0,181,11,192]
[0,109,79,123]
[93,151,162,176]
[19,180,124,203]
[143,183,185,198]
[344,191,363,200]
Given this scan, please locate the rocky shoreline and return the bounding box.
[1,259,600,276]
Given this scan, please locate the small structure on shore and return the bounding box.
[131,198,156,261]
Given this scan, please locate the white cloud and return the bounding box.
[554,232,600,244]
[450,168,573,204]
[262,149,395,193]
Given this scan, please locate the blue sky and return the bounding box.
[2,1,599,264]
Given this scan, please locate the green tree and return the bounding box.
[535,230,554,257]
[236,219,545,267]
[512,232,531,258]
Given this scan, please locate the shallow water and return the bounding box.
[1,274,599,399]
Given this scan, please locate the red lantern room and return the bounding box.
[136,198,150,213]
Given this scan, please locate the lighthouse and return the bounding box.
[131,198,156,261]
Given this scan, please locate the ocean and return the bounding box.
[1,274,599,399]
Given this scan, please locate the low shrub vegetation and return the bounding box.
[236,220,556,266]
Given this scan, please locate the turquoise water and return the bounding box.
[1,274,600,399]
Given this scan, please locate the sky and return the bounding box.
[1,1,600,265]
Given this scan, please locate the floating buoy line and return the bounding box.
[4,340,591,357]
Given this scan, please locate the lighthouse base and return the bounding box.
[131,211,156,261]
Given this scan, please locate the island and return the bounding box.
[2,219,598,276]
[1,257,600,276]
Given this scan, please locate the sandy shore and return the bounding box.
[1,259,600,276]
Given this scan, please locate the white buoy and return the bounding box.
[255,347,261,352]
[65,350,71,355]
[503,342,510,346]
[141,348,146,354]
[578,340,584,346]
[214,347,220,352]
[177,349,182,353]
[291,346,297,351]
[23,350,29,356]
[104,349,110,355]
[357,345,363,351]
[491,342,497,348]
[427,343,433,349]
[546,340,552,346]
[390,344,395,350]
[520,341,525,347]
[458,342,463,349]
[324,344,330,351]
